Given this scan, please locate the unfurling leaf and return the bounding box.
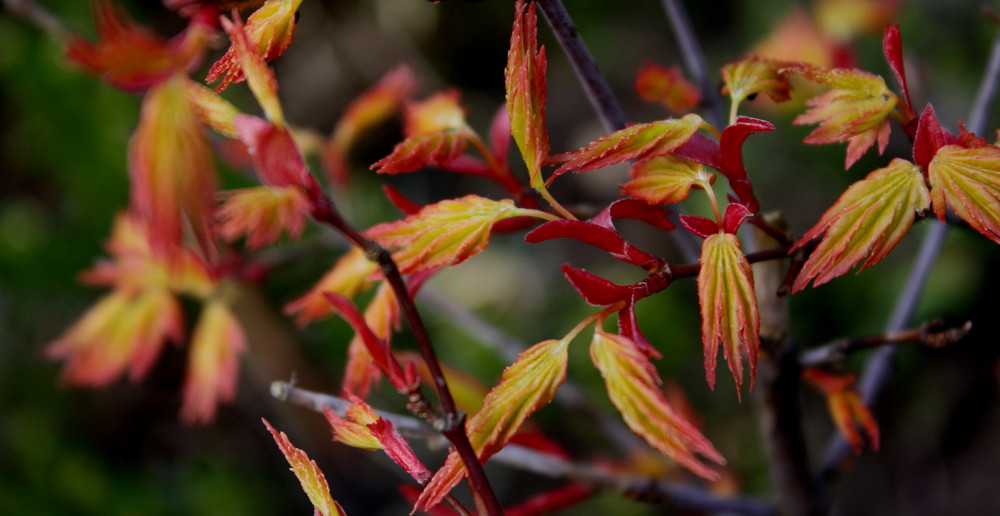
[207,0,304,95]
[66,0,211,93]
[622,155,715,206]
[721,56,794,120]
[216,185,311,249]
[366,195,548,274]
[590,331,724,480]
[324,293,415,392]
[506,0,549,187]
[181,296,246,424]
[526,220,661,269]
[552,114,706,178]
[415,338,571,511]
[802,368,880,454]
[343,282,400,398]
[698,233,759,395]
[234,115,315,190]
[323,395,431,483]
[263,419,345,516]
[635,62,702,115]
[129,74,217,258]
[285,247,379,327]
[215,13,285,124]
[928,142,1000,245]
[787,64,898,169]
[882,24,914,121]
[791,159,930,292]
[371,91,475,174]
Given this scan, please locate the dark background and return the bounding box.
[1,0,998,514]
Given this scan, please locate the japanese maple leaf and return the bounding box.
[802,367,880,454]
[506,0,549,187]
[371,91,476,174]
[786,64,898,169]
[263,419,346,516]
[791,158,930,292]
[128,74,218,259]
[66,0,213,93]
[590,331,724,480]
[217,13,284,124]
[216,185,311,249]
[622,154,715,206]
[636,62,702,115]
[721,56,794,123]
[696,211,759,396]
[365,195,555,274]
[284,247,379,326]
[207,0,304,92]
[415,337,570,511]
[181,297,246,424]
[928,137,1000,245]
[551,114,706,178]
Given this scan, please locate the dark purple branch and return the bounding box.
[658,0,726,128]
[308,193,505,516]
[535,0,627,132]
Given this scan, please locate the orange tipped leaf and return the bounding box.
[263,418,345,516]
[415,337,571,511]
[698,232,759,395]
[365,195,554,274]
[590,331,724,480]
[506,0,549,187]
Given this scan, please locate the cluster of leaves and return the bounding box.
[44,0,998,514]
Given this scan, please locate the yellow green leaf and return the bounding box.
[365,195,551,274]
[928,143,1000,244]
[263,418,345,516]
[181,296,246,425]
[552,113,706,177]
[787,64,898,169]
[621,155,715,205]
[415,337,571,511]
[698,233,759,395]
[721,56,794,123]
[791,158,930,292]
[284,247,379,327]
[506,0,549,187]
[591,331,724,480]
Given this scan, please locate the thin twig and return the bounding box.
[273,382,774,516]
[799,320,972,368]
[659,0,726,128]
[819,21,1000,481]
[308,192,505,516]
[3,0,66,37]
[534,0,627,133]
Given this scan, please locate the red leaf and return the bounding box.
[489,105,512,169]
[722,203,753,234]
[882,24,914,119]
[718,117,774,212]
[597,198,676,232]
[234,115,315,189]
[912,104,955,171]
[617,295,662,359]
[323,292,415,391]
[506,0,549,186]
[505,484,594,516]
[526,220,661,269]
[679,215,719,238]
[381,185,424,216]
[560,264,631,306]
[672,133,722,170]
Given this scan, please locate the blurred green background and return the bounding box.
[1,0,998,514]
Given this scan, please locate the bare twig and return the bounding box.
[534,0,627,133]
[819,19,1000,484]
[659,0,726,128]
[800,320,972,368]
[2,0,65,37]
[272,382,774,516]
